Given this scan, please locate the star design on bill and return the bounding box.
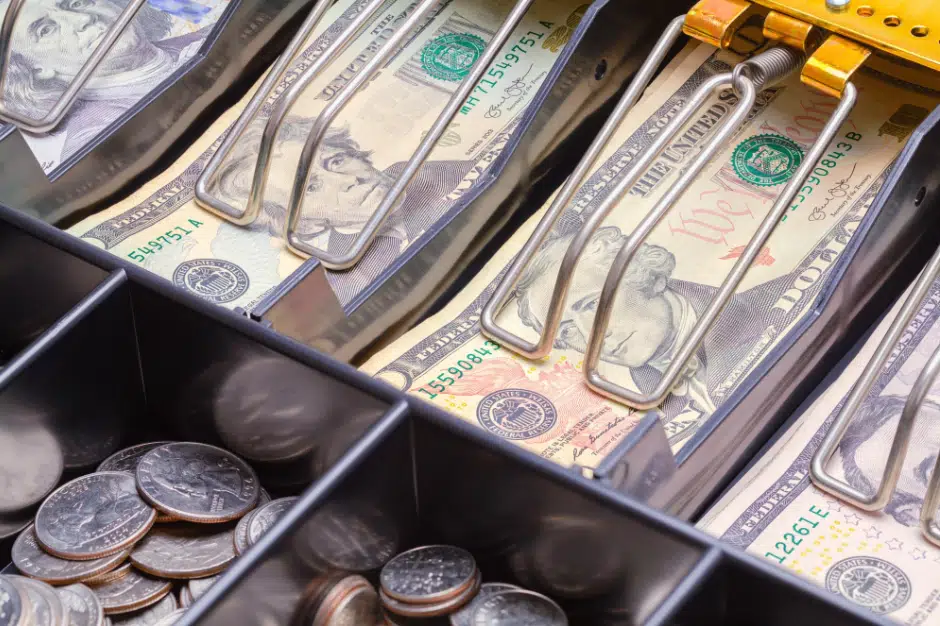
[843,513,861,526]
[825,499,843,512]
[885,538,903,551]
[910,548,927,561]
[865,525,882,539]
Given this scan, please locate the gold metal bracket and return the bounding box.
[763,10,820,52]
[684,0,757,49]
[802,34,871,98]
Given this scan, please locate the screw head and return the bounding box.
[826,0,850,11]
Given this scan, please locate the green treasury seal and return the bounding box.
[731,133,804,187]
[421,32,486,82]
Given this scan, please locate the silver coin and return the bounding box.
[9,575,66,626]
[110,593,178,625]
[130,524,236,579]
[0,424,63,514]
[187,575,218,602]
[36,472,156,560]
[233,509,256,556]
[470,590,567,626]
[380,570,480,618]
[314,576,379,626]
[89,567,172,615]
[450,583,521,626]
[0,575,26,626]
[150,609,185,626]
[97,444,173,474]
[14,525,129,585]
[0,514,33,542]
[297,503,397,573]
[136,443,259,523]
[380,546,477,604]
[258,489,272,506]
[246,498,297,546]
[178,587,192,610]
[57,584,104,626]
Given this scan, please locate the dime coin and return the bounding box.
[296,502,397,573]
[0,424,63,514]
[36,472,156,560]
[130,524,236,579]
[380,545,477,604]
[110,593,178,625]
[246,498,297,546]
[97,444,173,474]
[57,584,104,626]
[90,567,172,615]
[187,575,219,602]
[8,576,66,626]
[380,570,480,618]
[150,609,186,626]
[470,590,567,626]
[450,583,521,626]
[0,575,27,626]
[136,443,259,523]
[233,510,256,556]
[14,525,129,585]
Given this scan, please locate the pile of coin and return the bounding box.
[292,545,569,625]
[4,441,299,626]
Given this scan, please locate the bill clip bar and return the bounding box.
[196,0,539,270]
[481,14,859,411]
[0,0,148,134]
[811,247,940,547]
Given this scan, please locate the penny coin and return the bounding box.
[89,568,172,615]
[109,593,178,625]
[450,583,521,626]
[130,524,236,579]
[57,584,104,626]
[233,510,256,556]
[0,424,63,514]
[312,576,379,626]
[14,525,129,585]
[136,443,259,523]
[380,545,477,604]
[97,444,173,474]
[9,576,66,626]
[0,575,27,626]
[187,575,218,602]
[247,498,297,546]
[380,570,480,618]
[150,609,185,626]
[296,503,398,573]
[36,472,156,560]
[470,590,567,626]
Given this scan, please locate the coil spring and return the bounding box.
[733,46,806,92]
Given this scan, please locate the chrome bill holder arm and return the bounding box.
[0,0,148,134]
[811,245,940,547]
[283,0,541,269]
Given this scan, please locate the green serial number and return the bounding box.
[765,504,829,565]
[126,219,204,264]
[416,340,502,399]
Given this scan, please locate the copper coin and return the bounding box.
[135,443,259,524]
[8,576,65,626]
[380,570,480,618]
[96,444,173,474]
[109,593,178,625]
[57,583,104,626]
[89,568,172,615]
[130,524,235,579]
[380,546,477,605]
[13,525,128,586]
[0,575,29,626]
[36,473,155,560]
[247,498,297,546]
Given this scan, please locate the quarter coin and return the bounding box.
[0,424,63,514]
[8,575,66,626]
[187,575,218,602]
[296,503,397,573]
[136,443,259,523]
[97,444,173,474]
[13,525,128,585]
[89,568,172,615]
[80,563,133,587]
[0,575,27,626]
[380,545,477,605]
[57,584,104,626]
[470,590,567,626]
[130,524,236,579]
[233,510,256,556]
[380,570,480,618]
[246,498,297,546]
[449,583,521,626]
[109,593,178,625]
[35,472,156,560]
[178,586,192,609]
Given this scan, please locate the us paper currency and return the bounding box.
[698,274,940,625]
[361,43,939,470]
[67,0,579,310]
[0,0,228,173]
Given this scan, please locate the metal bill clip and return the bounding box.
[195,0,538,270]
[481,2,860,410]
[0,0,148,133]
[811,247,940,547]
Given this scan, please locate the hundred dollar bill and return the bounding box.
[361,43,938,470]
[0,0,229,173]
[698,273,940,624]
[67,0,578,310]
